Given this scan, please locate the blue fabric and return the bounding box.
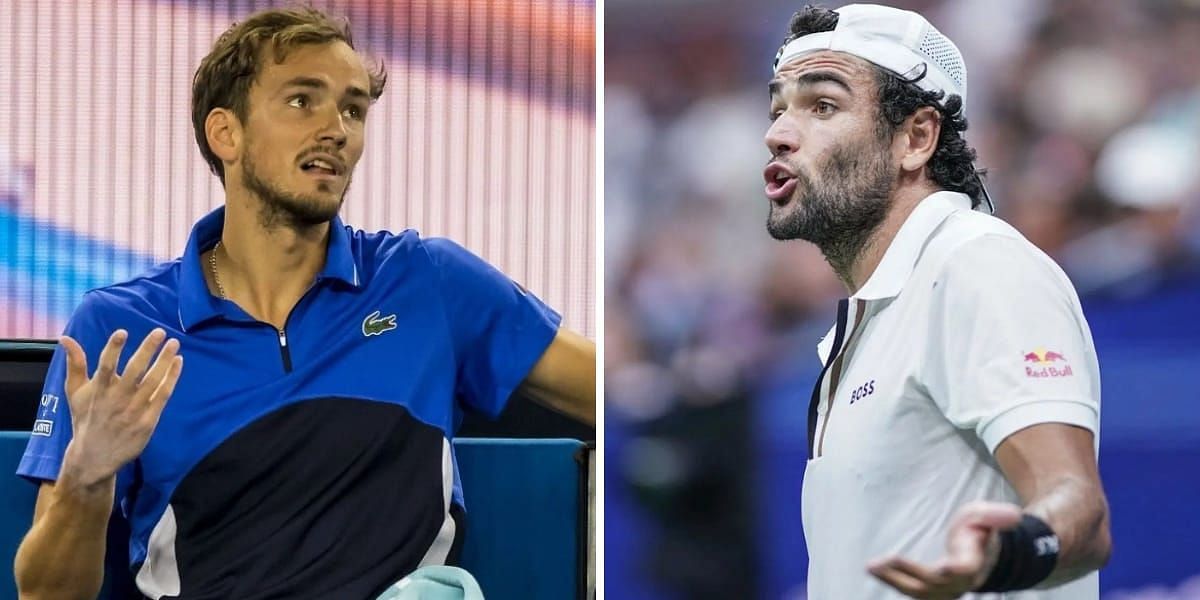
[15,291,130,494]
[0,432,36,596]
[0,433,585,600]
[455,438,585,600]
[13,206,561,582]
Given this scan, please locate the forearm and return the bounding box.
[521,328,597,427]
[522,382,596,427]
[14,453,115,600]
[1022,474,1112,586]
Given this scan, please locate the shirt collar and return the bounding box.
[852,191,972,301]
[177,206,361,331]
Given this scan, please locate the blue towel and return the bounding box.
[375,566,486,600]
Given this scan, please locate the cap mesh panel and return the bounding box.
[918,28,966,91]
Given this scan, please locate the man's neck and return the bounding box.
[209,193,330,328]
[841,184,937,295]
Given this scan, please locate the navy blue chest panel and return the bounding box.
[159,397,450,599]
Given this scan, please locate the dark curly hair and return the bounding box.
[191,6,387,184]
[780,6,986,208]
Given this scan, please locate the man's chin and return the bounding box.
[271,194,343,227]
[294,203,342,225]
[766,203,808,241]
[312,179,345,195]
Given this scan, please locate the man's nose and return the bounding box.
[765,116,797,158]
[317,109,348,149]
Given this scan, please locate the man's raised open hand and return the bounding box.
[59,328,183,488]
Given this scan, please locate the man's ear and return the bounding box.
[205,108,242,166]
[898,106,941,173]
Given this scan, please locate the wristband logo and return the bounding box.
[1034,534,1060,557]
[1023,348,1073,378]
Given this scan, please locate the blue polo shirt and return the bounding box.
[17,207,562,599]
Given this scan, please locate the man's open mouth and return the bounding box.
[300,155,344,177]
[764,163,797,202]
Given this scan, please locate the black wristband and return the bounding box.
[975,514,1060,592]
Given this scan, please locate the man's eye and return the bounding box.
[287,95,308,108]
[342,105,364,120]
[815,101,836,115]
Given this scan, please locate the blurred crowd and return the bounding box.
[605,0,1200,597]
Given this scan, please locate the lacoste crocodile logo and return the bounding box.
[362,310,398,337]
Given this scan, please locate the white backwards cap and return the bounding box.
[773,3,968,109]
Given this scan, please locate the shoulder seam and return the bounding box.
[418,239,462,372]
[88,258,182,293]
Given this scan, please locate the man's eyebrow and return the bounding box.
[768,71,854,97]
[282,76,369,101]
[282,76,327,91]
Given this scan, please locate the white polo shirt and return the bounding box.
[801,191,1100,599]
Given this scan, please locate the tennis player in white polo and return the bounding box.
[764,4,1111,598]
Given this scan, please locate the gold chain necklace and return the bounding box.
[210,240,226,299]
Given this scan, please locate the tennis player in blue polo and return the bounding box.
[12,7,595,600]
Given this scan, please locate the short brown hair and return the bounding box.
[191,6,387,183]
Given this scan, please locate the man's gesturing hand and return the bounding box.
[867,501,1023,599]
[59,328,183,488]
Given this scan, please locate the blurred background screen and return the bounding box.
[0,0,595,341]
[606,0,1200,598]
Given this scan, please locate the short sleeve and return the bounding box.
[923,234,1100,453]
[16,292,111,484]
[425,238,563,418]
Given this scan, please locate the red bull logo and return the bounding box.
[1023,348,1073,378]
[1023,349,1066,363]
